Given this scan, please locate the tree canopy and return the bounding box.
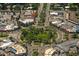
[20,27,57,44]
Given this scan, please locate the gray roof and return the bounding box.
[55,39,79,52]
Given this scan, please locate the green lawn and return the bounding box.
[20,26,57,45]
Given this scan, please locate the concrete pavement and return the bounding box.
[44,3,50,27]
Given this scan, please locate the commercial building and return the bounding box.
[44,48,56,56]
[0,39,14,49]
[55,39,78,52]
[49,10,79,33]
[18,10,37,26]
[44,39,79,56]
[64,10,79,24]
[0,37,26,56]
[0,10,19,31]
[11,44,26,55]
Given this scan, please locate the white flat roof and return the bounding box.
[58,22,65,26]
[27,7,33,9]
[0,40,13,48]
[52,21,61,24]
[45,48,56,56]
[65,6,70,8]
[19,19,34,24]
[52,21,58,24]
[5,24,13,30]
[5,24,18,30]
[50,12,58,15]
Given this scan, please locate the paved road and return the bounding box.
[35,3,44,26]
[57,30,64,40]
[44,3,50,27]
[51,26,64,43]
[56,30,64,42]
[7,29,21,42]
[27,44,51,56]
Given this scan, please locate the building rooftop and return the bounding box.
[18,10,36,24]
[64,10,79,24]
[0,11,18,31]
[45,48,56,56]
[50,10,79,32]
[12,44,26,54]
[20,10,36,18]
[0,37,26,56]
[0,39,14,48]
[55,39,79,52]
